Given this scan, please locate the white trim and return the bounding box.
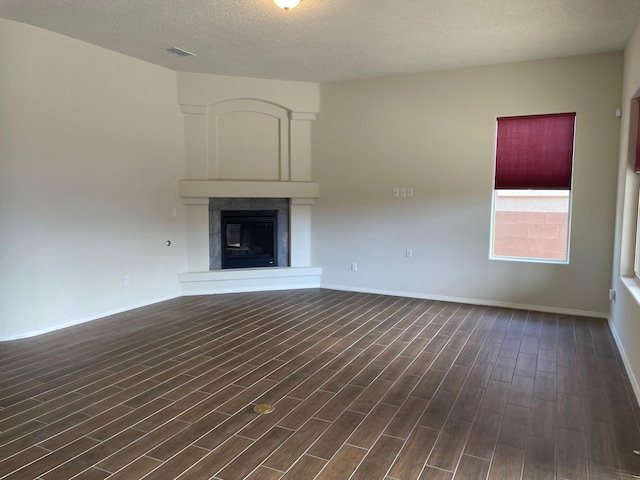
[179,267,322,296]
[607,315,640,406]
[621,275,640,306]
[496,190,570,198]
[180,104,207,115]
[0,294,180,342]
[489,255,570,265]
[320,283,608,318]
[289,112,317,121]
[635,190,640,277]
[178,266,322,282]
[178,180,319,199]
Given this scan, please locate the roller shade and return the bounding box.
[495,113,576,190]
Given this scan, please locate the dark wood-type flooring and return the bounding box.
[2,289,640,479]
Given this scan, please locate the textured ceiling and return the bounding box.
[2,0,640,82]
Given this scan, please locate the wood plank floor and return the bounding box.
[1,289,640,479]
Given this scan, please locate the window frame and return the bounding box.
[635,186,640,280]
[634,98,640,281]
[490,113,576,264]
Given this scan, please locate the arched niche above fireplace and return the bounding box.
[209,99,290,181]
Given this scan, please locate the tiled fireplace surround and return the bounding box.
[208,197,290,270]
[176,74,322,294]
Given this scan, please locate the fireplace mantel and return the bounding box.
[179,180,319,202]
[178,181,322,293]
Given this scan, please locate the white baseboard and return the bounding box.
[320,283,609,319]
[2,282,610,343]
[607,317,640,406]
[0,294,181,342]
[1,268,323,341]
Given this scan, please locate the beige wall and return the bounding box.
[1,15,635,359]
[0,20,186,339]
[312,53,622,316]
[611,21,640,401]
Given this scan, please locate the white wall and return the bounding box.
[313,53,622,316]
[611,21,640,401]
[0,20,186,340]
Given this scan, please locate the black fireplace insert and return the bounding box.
[221,210,278,269]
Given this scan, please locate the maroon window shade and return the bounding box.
[495,113,576,190]
[636,99,640,173]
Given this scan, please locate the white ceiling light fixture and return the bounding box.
[273,0,302,11]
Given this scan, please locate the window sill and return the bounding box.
[620,276,640,306]
[490,255,569,265]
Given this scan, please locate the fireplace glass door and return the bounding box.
[221,210,278,269]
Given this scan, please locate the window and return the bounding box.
[491,113,576,263]
[634,99,640,280]
[635,191,640,280]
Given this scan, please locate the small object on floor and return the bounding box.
[634,450,640,457]
[253,403,275,415]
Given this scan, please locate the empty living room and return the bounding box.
[2,1,640,479]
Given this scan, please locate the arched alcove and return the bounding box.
[208,99,290,181]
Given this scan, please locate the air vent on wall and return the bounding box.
[166,47,195,57]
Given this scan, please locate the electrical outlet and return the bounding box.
[393,188,400,197]
[351,262,358,272]
[406,248,413,258]
[124,275,130,286]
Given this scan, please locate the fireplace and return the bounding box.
[209,198,289,270]
[221,210,278,269]
[180,191,321,293]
